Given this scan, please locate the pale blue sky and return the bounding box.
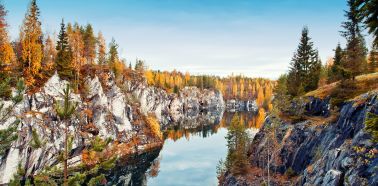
[3,0,372,79]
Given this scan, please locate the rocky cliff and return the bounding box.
[223,92,378,186]
[0,72,225,184]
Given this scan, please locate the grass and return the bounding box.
[306,72,378,99]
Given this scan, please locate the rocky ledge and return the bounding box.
[0,71,225,184]
[223,92,378,186]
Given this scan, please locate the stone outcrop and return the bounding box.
[223,92,378,186]
[129,79,225,126]
[0,72,225,184]
[225,99,258,112]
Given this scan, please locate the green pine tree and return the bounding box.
[357,0,378,47]
[341,0,367,79]
[55,84,77,186]
[368,46,378,73]
[108,38,119,66]
[287,27,321,96]
[225,114,249,175]
[56,19,74,80]
[0,79,25,156]
[273,74,291,114]
[328,43,345,82]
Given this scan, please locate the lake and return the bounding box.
[106,111,264,186]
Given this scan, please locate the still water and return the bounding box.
[148,128,229,186]
[106,111,264,186]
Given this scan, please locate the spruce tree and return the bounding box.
[108,38,119,66]
[341,0,367,79]
[369,46,378,73]
[55,20,74,80]
[0,79,25,156]
[225,114,249,175]
[135,59,145,72]
[55,85,77,186]
[357,0,378,47]
[328,43,344,82]
[287,27,321,96]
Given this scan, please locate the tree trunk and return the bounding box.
[64,120,68,186]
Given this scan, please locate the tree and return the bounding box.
[287,27,321,96]
[145,69,155,85]
[135,59,145,72]
[0,79,25,156]
[83,24,96,64]
[55,85,77,186]
[0,3,15,74]
[341,0,367,79]
[368,45,378,73]
[19,0,43,87]
[357,0,378,47]
[328,43,344,82]
[42,35,57,73]
[0,2,15,98]
[225,114,249,175]
[273,74,291,114]
[67,23,85,89]
[256,86,264,107]
[97,31,106,65]
[108,38,118,66]
[56,20,74,80]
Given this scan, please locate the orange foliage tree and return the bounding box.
[19,0,43,87]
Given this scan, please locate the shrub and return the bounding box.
[285,167,296,178]
[365,112,378,143]
[88,174,107,186]
[30,129,45,149]
[0,77,12,99]
[330,79,357,106]
[145,115,163,140]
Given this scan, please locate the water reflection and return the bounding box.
[104,111,265,186]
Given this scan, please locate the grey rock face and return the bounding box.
[225,99,258,112]
[321,169,341,186]
[132,82,225,126]
[225,93,378,186]
[0,72,226,184]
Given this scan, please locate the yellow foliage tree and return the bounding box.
[145,69,155,85]
[0,3,15,72]
[185,71,190,84]
[232,82,238,98]
[42,35,56,72]
[145,115,163,140]
[256,108,266,128]
[97,31,106,65]
[67,23,85,90]
[256,87,265,107]
[20,0,43,86]
[239,79,244,99]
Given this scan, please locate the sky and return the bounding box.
[3,0,372,79]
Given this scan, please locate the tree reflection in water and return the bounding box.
[101,110,265,186]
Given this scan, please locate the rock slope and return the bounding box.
[0,72,225,184]
[223,92,378,186]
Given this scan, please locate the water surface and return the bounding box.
[106,111,264,185]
